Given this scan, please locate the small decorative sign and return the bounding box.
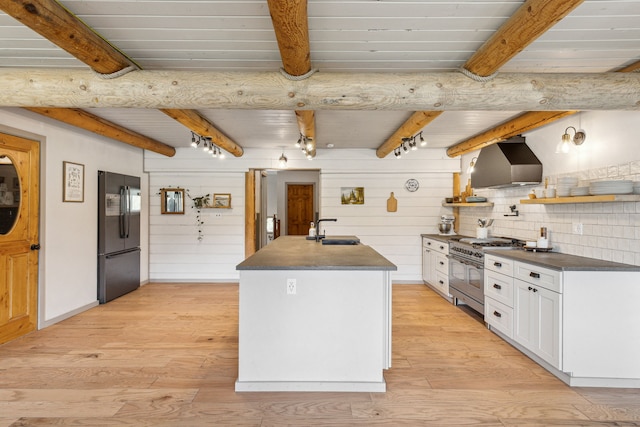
[63,161,84,202]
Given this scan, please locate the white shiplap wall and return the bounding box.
[145,147,459,282]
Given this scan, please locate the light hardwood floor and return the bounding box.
[1,283,639,426]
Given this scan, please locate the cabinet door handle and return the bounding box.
[494,262,502,267]
[439,280,444,285]
[529,272,540,279]
[493,311,502,318]
[427,242,432,246]
[439,245,445,250]
[493,283,502,290]
[439,261,445,266]
[528,286,533,291]
[527,286,539,292]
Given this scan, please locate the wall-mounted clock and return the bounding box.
[405,178,419,192]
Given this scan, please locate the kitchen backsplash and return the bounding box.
[456,160,640,266]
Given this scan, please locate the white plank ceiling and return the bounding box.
[1,0,639,152]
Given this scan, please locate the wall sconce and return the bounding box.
[278,150,288,168]
[467,157,478,174]
[557,126,586,153]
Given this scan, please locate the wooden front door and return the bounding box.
[286,184,314,235]
[0,132,40,345]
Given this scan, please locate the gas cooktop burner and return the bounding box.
[457,237,514,247]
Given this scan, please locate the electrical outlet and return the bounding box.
[286,278,297,295]
[572,222,583,235]
[214,212,222,218]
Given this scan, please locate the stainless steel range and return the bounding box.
[448,237,518,316]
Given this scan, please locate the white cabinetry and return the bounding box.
[484,254,515,338]
[485,252,640,388]
[514,277,562,369]
[485,256,562,370]
[422,237,450,298]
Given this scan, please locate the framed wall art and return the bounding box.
[212,193,232,208]
[341,187,365,205]
[63,161,84,202]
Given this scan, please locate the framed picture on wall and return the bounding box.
[63,161,84,202]
[212,193,232,208]
[340,187,365,205]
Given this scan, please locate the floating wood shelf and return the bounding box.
[520,194,640,204]
[442,202,494,207]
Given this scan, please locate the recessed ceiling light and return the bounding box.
[326,143,334,148]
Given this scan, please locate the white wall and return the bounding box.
[0,108,148,327]
[145,147,459,282]
[458,111,640,265]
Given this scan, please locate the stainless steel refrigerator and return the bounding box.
[98,171,141,303]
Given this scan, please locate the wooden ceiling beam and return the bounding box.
[160,109,243,157]
[0,0,134,74]
[446,111,576,158]
[378,0,584,158]
[447,59,640,158]
[3,69,639,111]
[25,107,176,157]
[267,0,316,157]
[0,0,242,156]
[376,111,442,159]
[464,0,584,77]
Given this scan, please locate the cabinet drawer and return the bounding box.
[434,253,448,274]
[484,254,513,275]
[485,297,513,339]
[514,262,562,293]
[484,270,513,307]
[423,237,448,255]
[433,271,449,295]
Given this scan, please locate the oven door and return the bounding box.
[449,256,484,302]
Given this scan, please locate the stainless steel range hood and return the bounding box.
[471,136,542,188]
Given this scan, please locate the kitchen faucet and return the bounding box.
[315,218,337,242]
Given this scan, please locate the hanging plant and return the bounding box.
[185,190,210,241]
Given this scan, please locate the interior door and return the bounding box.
[286,184,314,235]
[0,132,40,345]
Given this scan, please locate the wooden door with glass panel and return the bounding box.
[0,132,40,345]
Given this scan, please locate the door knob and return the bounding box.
[30,244,41,250]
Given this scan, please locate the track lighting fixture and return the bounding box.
[418,131,426,147]
[189,131,226,159]
[394,131,426,158]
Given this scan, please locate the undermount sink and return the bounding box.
[321,236,361,245]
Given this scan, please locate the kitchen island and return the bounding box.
[235,236,396,392]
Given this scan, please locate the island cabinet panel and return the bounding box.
[562,271,640,382]
[236,269,392,392]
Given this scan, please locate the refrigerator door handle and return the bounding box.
[125,186,131,238]
[119,187,126,238]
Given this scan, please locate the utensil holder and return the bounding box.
[476,227,488,239]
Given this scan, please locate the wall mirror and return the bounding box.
[161,188,185,214]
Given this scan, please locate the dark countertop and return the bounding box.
[421,233,468,243]
[236,235,397,271]
[484,248,640,272]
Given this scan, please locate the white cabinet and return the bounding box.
[513,278,561,369]
[485,256,562,369]
[485,252,640,388]
[484,254,515,338]
[422,237,450,298]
